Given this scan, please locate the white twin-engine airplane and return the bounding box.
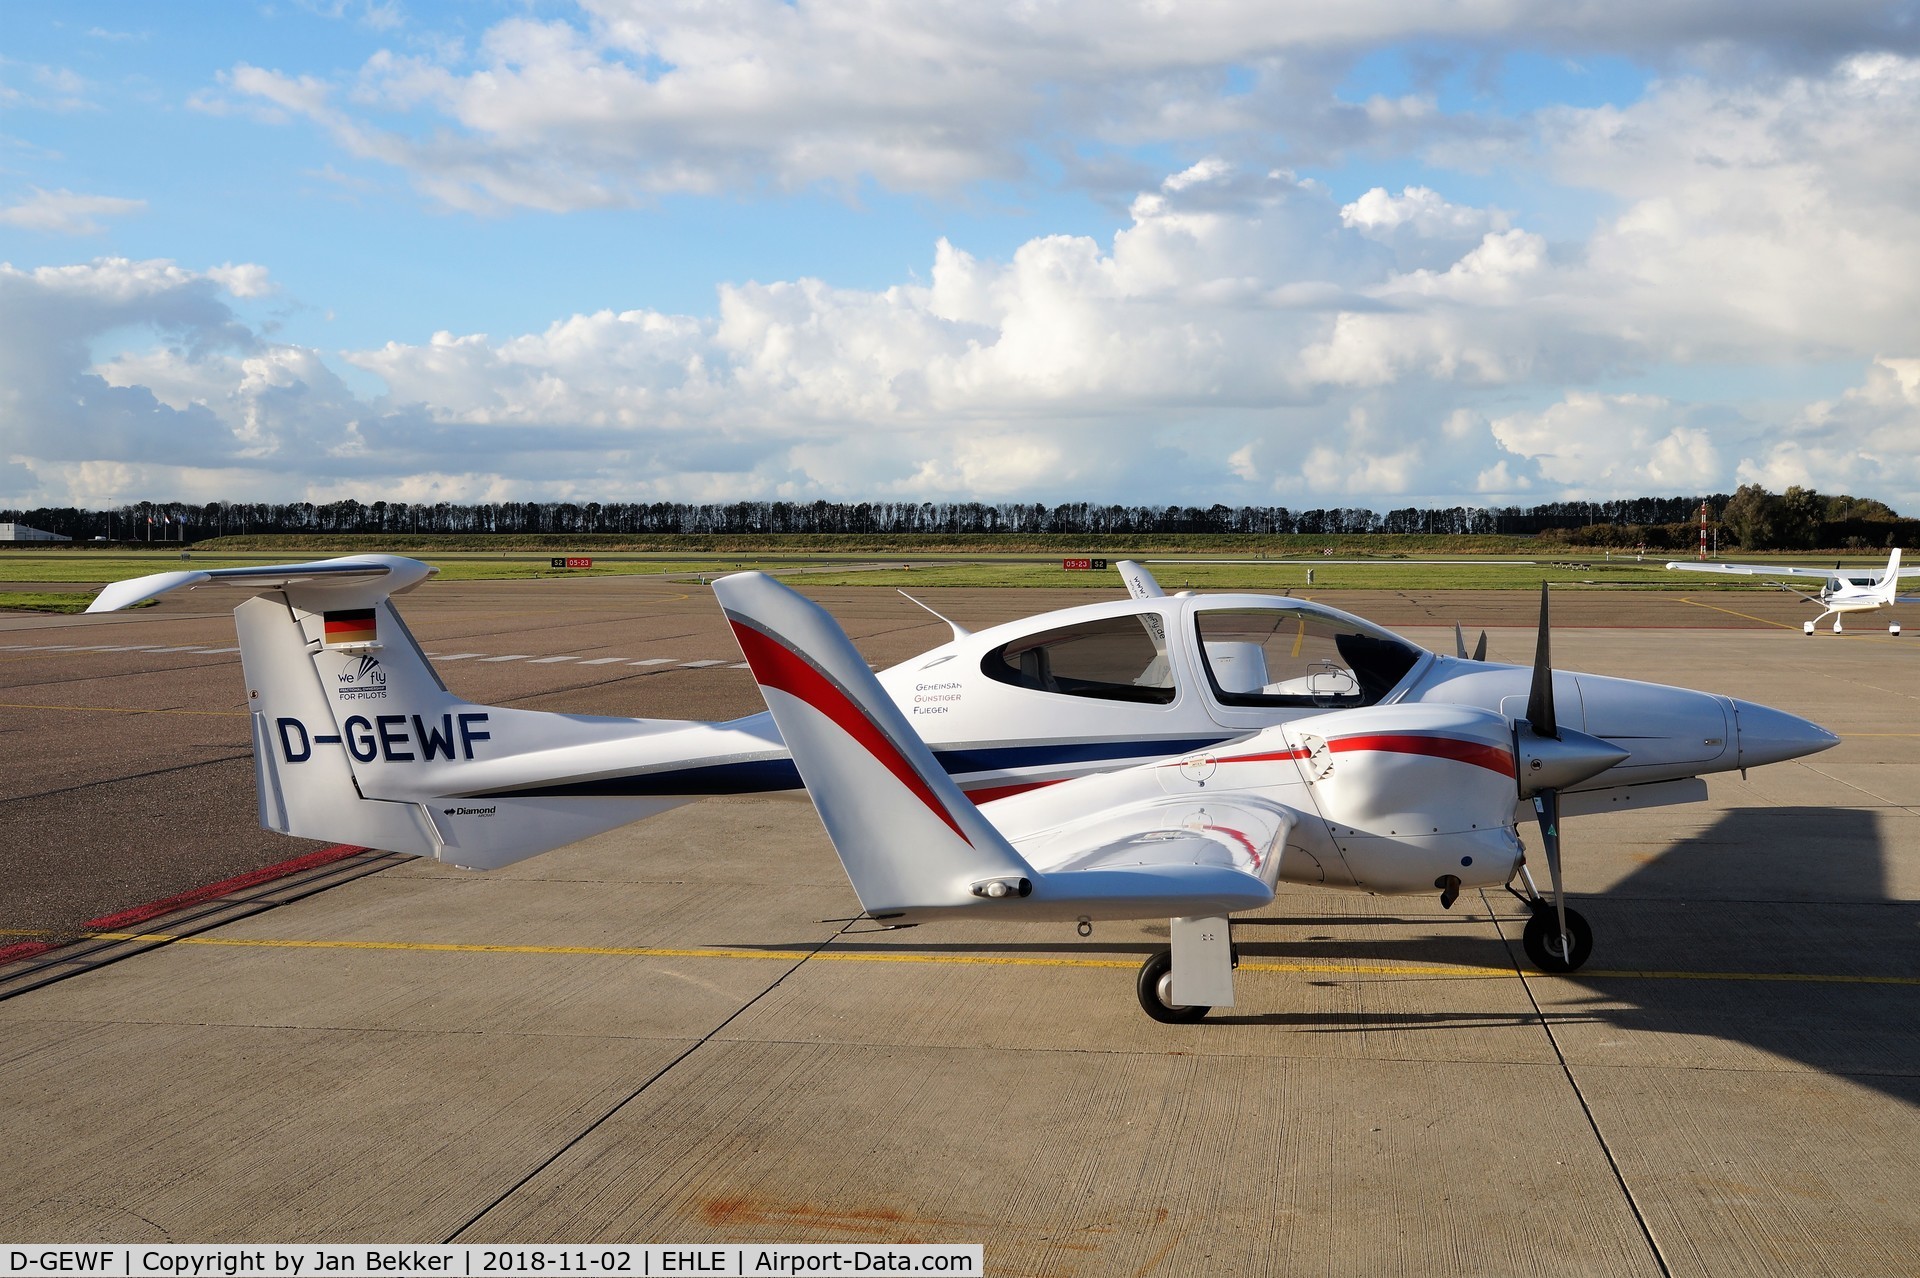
[715,571,1828,1020]
[90,554,1835,1017]
[1666,547,1918,635]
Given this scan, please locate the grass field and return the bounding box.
[0,538,1880,613]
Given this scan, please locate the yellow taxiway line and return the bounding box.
[33,930,1920,987]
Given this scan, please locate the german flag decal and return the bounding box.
[323,608,378,647]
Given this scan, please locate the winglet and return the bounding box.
[1882,547,1903,604]
[714,571,1033,916]
[1115,560,1165,599]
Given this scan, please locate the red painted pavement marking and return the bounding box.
[0,843,370,968]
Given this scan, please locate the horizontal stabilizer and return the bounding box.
[88,555,436,613]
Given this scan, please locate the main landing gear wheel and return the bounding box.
[1522,906,1593,973]
[1136,949,1209,1023]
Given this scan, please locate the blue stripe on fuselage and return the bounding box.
[460,734,1234,799]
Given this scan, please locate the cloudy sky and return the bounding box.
[3,1,1918,512]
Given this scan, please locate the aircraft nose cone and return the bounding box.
[1732,699,1840,768]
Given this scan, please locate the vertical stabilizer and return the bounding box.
[240,594,443,856]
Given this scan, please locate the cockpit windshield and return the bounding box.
[1193,607,1421,709]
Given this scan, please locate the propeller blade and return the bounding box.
[1533,788,1572,964]
[1472,630,1488,663]
[1525,582,1557,738]
[1454,623,1468,659]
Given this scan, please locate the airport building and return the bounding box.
[0,522,69,542]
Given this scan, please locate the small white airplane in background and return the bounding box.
[1667,548,1919,635]
[85,554,1834,996]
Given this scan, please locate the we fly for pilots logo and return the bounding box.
[335,654,388,702]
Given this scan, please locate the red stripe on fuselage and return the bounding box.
[1328,733,1514,776]
[730,620,972,845]
[1213,747,1311,765]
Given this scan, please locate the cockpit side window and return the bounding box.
[1194,609,1420,708]
[980,613,1176,704]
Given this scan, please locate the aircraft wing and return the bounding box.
[86,555,436,613]
[1663,561,1840,580]
[1011,795,1292,889]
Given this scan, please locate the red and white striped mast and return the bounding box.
[1699,501,1708,561]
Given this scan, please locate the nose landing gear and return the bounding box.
[1521,902,1593,972]
[1506,863,1593,973]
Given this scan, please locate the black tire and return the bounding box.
[1522,907,1593,973]
[1136,949,1209,1023]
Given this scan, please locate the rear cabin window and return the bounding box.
[981,613,1176,704]
[1194,608,1420,708]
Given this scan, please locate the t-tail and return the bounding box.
[89,555,787,869]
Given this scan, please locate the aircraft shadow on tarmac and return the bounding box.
[1222,805,1920,1108]
[753,806,1920,1106]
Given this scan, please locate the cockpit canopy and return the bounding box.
[977,601,1424,710]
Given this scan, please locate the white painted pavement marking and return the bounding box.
[529,656,577,664]
[628,658,676,666]
[479,654,531,663]
[432,653,483,661]
[678,659,727,668]
[577,657,631,665]
[729,662,750,669]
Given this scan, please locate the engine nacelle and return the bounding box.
[1284,703,1526,895]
